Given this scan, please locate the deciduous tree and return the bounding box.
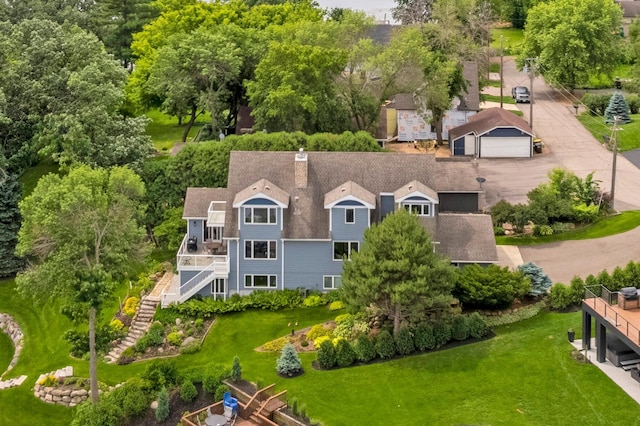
[16,165,148,404]
[341,209,457,335]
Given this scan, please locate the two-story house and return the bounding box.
[162,150,498,306]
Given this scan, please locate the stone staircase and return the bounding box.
[104,295,160,364]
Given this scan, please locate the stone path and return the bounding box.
[104,271,173,363]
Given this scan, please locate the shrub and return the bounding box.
[306,324,333,341]
[329,301,345,311]
[180,340,202,355]
[231,355,242,382]
[433,321,451,347]
[490,199,514,227]
[155,387,169,422]
[455,264,531,310]
[482,300,546,327]
[335,339,356,367]
[314,335,331,348]
[317,339,337,369]
[71,399,122,426]
[627,94,640,114]
[38,374,57,387]
[413,323,435,351]
[451,315,470,341]
[493,226,505,236]
[202,365,230,394]
[375,330,396,359]
[118,347,136,365]
[167,331,183,346]
[64,323,124,358]
[107,378,148,419]
[194,318,204,330]
[572,203,600,223]
[276,343,302,376]
[262,337,288,352]
[394,327,415,355]
[109,318,124,331]
[518,262,552,296]
[142,360,178,392]
[123,297,140,317]
[181,380,197,402]
[549,283,572,310]
[569,276,586,305]
[214,384,229,402]
[303,295,325,307]
[532,224,553,236]
[467,312,489,339]
[353,335,377,363]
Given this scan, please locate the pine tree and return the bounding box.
[605,92,631,124]
[231,355,242,382]
[155,386,170,421]
[0,170,24,277]
[517,262,552,296]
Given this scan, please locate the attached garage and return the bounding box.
[449,107,534,158]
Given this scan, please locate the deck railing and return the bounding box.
[584,285,640,344]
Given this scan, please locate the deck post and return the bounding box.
[582,310,592,349]
[596,320,607,363]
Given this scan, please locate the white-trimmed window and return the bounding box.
[205,226,223,241]
[245,240,277,259]
[345,208,355,224]
[244,207,277,224]
[211,278,225,293]
[323,275,342,290]
[245,275,277,288]
[333,241,359,260]
[403,203,431,216]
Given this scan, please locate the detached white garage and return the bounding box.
[449,107,533,158]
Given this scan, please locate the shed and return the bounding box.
[448,107,533,158]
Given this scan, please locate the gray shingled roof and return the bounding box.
[393,93,416,110]
[448,107,533,141]
[432,214,498,263]
[617,1,640,18]
[184,151,494,263]
[324,181,376,208]
[394,180,439,202]
[232,178,289,207]
[459,61,480,112]
[183,188,229,218]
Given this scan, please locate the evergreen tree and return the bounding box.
[605,92,631,124]
[341,209,457,336]
[517,262,553,296]
[231,355,242,382]
[276,343,302,376]
[0,169,24,277]
[155,386,170,421]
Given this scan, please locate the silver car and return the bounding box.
[511,86,530,103]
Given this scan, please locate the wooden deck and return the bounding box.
[583,297,640,346]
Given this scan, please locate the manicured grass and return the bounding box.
[577,113,640,152]
[18,159,60,197]
[490,28,524,55]
[0,329,12,375]
[496,210,640,245]
[586,64,633,89]
[485,79,502,88]
[145,109,209,152]
[482,94,516,104]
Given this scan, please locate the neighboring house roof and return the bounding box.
[420,214,498,263]
[448,107,533,141]
[183,188,229,218]
[617,1,640,18]
[393,93,416,110]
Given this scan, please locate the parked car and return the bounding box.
[512,86,530,103]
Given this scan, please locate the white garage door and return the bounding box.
[480,136,531,158]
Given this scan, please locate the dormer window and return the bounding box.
[244,207,277,224]
[403,203,430,216]
[345,208,355,224]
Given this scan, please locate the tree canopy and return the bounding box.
[519,0,622,90]
[341,209,457,335]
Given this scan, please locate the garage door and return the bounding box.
[480,137,531,158]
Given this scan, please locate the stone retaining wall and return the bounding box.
[33,366,90,407]
[0,313,23,380]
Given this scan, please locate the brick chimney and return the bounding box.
[295,148,308,188]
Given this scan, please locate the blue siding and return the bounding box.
[453,139,465,156]
[283,241,343,290]
[484,127,529,137]
[187,220,204,242]
[180,271,199,286]
[331,207,368,240]
[228,240,239,293]
[380,195,395,221]
[240,207,281,240]
[243,198,277,205]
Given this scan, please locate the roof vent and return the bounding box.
[408,185,413,190]
[265,185,270,190]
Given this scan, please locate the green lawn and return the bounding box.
[586,64,633,89]
[3,274,640,425]
[482,93,516,105]
[577,113,640,152]
[496,210,640,245]
[18,159,60,197]
[490,28,524,55]
[145,109,209,152]
[0,329,12,375]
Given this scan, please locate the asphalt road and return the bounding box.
[481,57,640,283]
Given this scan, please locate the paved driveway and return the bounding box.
[480,58,640,281]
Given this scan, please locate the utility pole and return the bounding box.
[525,57,538,131]
[500,35,504,108]
[611,115,620,211]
